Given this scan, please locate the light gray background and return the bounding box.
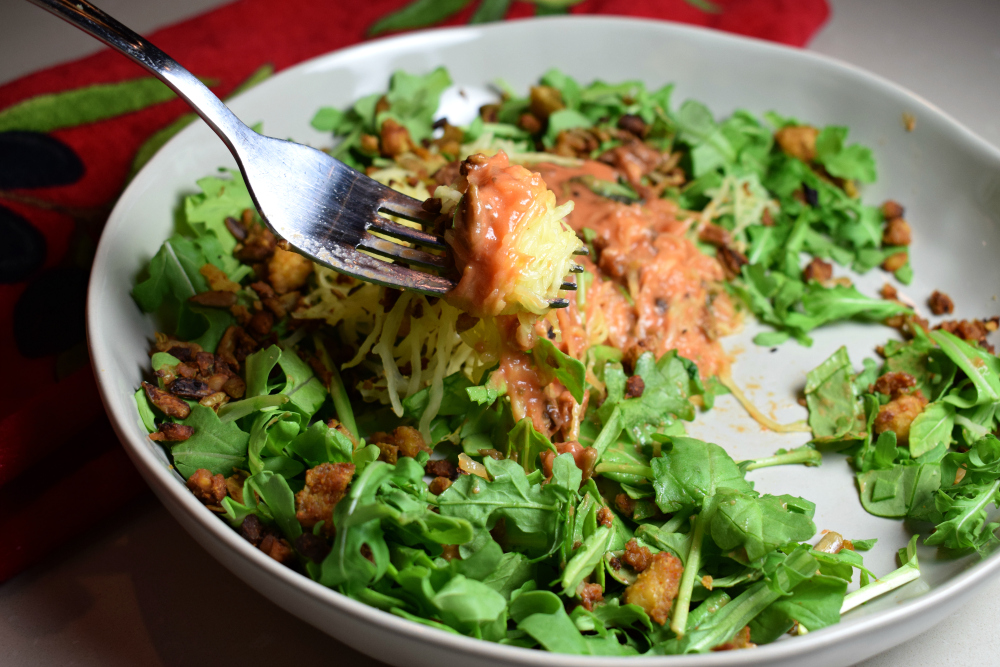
[2,0,999,664]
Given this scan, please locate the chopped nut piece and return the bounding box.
[248,309,275,337]
[187,468,228,505]
[426,459,459,480]
[712,625,756,651]
[148,422,193,442]
[225,472,246,503]
[528,85,564,120]
[875,393,928,445]
[928,290,955,316]
[625,375,645,398]
[518,112,542,134]
[199,264,241,293]
[615,493,637,518]
[295,463,356,537]
[552,128,600,158]
[597,506,615,529]
[380,118,415,157]
[881,200,905,219]
[698,222,731,248]
[199,391,229,409]
[802,257,833,282]
[295,532,331,563]
[577,582,604,611]
[717,245,749,280]
[169,377,213,399]
[234,218,277,263]
[428,477,452,495]
[623,551,684,625]
[617,113,648,137]
[142,381,190,419]
[883,217,912,246]
[599,139,665,185]
[880,283,899,301]
[882,252,908,272]
[240,515,266,546]
[259,533,295,564]
[873,371,918,398]
[267,248,313,294]
[370,426,430,460]
[216,325,257,367]
[622,538,652,572]
[222,376,246,399]
[774,125,819,162]
[224,215,248,241]
[935,317,1000,352]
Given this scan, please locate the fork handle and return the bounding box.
[27,0,253,155]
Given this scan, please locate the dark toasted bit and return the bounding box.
[142,381,190,419]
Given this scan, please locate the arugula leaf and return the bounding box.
[183,170,252,254]
[706,490,816,562]
[932,330,1000,407]
[750,574,847,641]
[651,437,753,513]
[134,388,156,433]
[507,418,556,473]
[814,126,876,183]
[592,351,701,458]
[288,420,354,466]
[543,108,593,147]
[924,479,1000,552]
[533,338,586,403]
[805,346,865,443]
[247,471,302,541]
[319,461,396,592]
[170,405,249,477]
[438,458,567,556]
[908,401,955,458]
[857,463,941,518]
[245,345,281,398]
[132,236,209,312]
[277,347,328,419]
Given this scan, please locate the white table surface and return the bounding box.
[3,0,1000,664]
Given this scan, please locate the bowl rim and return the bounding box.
[87,14,1000,665]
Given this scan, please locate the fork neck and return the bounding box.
[27,0,255,156]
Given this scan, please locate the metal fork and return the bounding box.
[30,0,582,306]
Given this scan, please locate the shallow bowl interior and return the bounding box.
[88,16,1000,667]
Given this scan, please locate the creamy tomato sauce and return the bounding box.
[446,156,741,439]
[445,152,550,318]
[536,162,740,379]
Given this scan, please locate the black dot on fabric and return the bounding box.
[0,131,85,189]
[0,204,46,283]
[13,266,88,358]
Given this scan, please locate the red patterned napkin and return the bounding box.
[0,0,829,583]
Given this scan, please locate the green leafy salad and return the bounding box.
[129,67,974,655]
[807,327,1000,554]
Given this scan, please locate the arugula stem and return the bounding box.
[670,512,705,636]
[593,461,654,479]
[314,336,359,440]
[841,534,921,614]
[840,560,920,614]
[742,444,822,472]
[660,509,694,534]
[591,407,623,461]
[685,581,780,652]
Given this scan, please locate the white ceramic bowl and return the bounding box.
[88,16,1000,667]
